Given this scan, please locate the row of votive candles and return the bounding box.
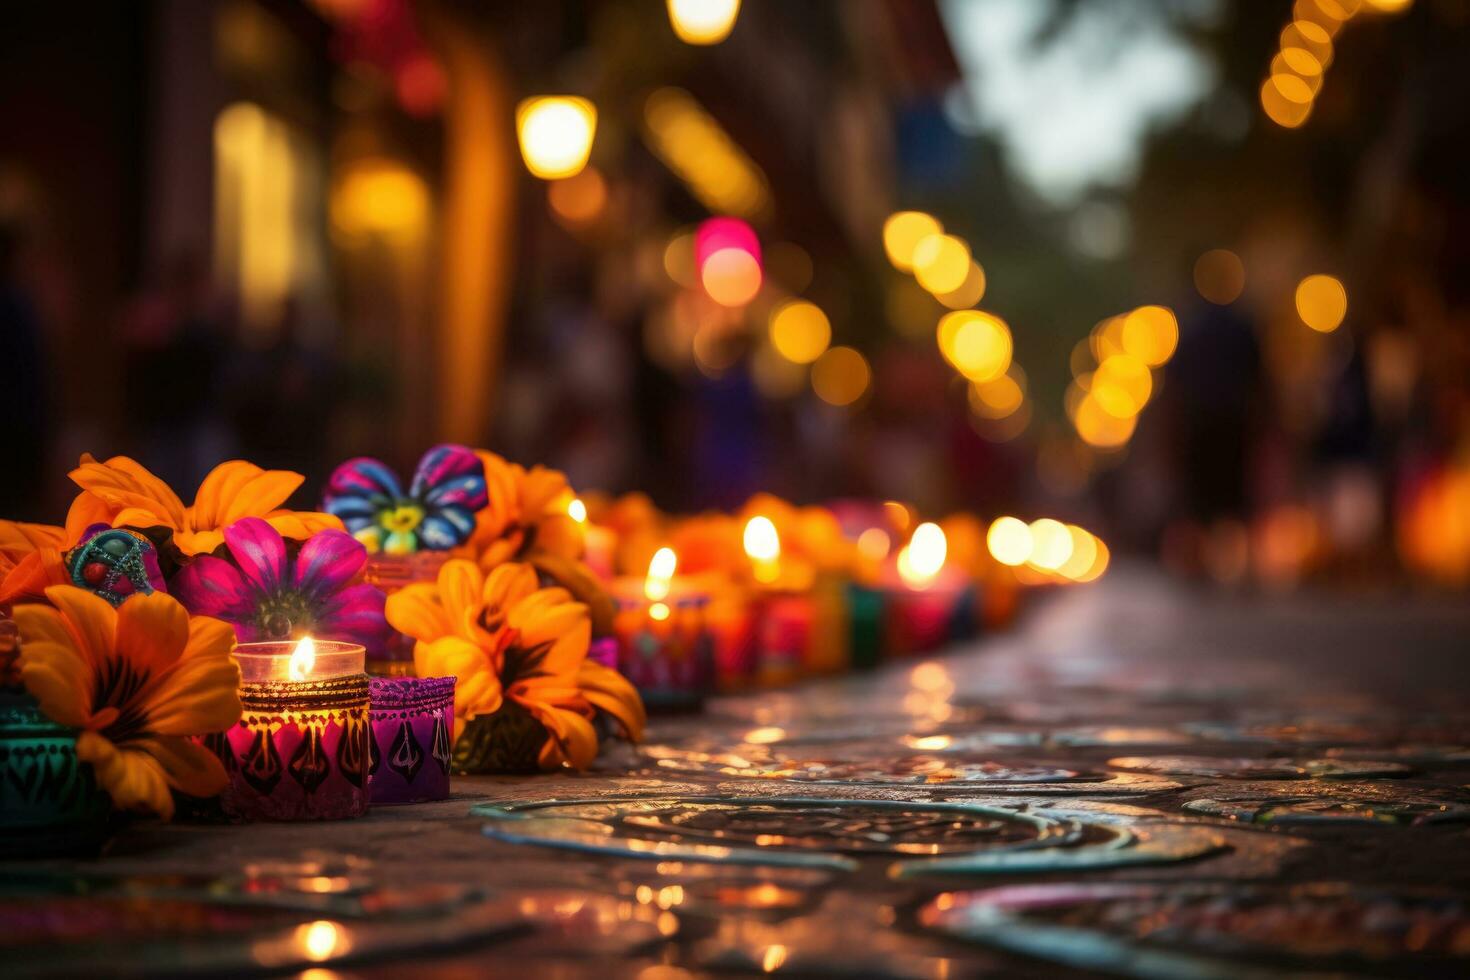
[608,571,983,712]
[200,639,455,822]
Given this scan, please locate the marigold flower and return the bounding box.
[67,455,341,557]
[13,585,242,818]
[386,560,643,770]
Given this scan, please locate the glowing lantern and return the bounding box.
[666,0,741,45]
[516,96,597,179]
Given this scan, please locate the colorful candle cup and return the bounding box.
[208,639,370,822]
[610,548,715,711]
[368,675,455,805]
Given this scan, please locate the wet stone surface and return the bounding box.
[3,570,1469,977]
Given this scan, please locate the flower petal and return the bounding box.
[144,615,242,736]
[0,548,69,604]
[324,458,401,509]
[578,660,647,741]
[63,492,115,545]
[222,518,289,595]
[419,509,475,550]
[436,560,488,637]
[292,530,368,597]
[38,585,117,672]
[0,520,66,564]
[312,583,389,648]
[483,563,541,616]
[137,735,231,799]
[521,700,598,770]
[69,455,187,528]
[409,444,486,506]
[170,554,255,622]
[17,640,94,727]
[75,730,175,818]
[385,583,454,645]
[265,510,345,541]
[114,589,191,682]
[414,635,501,720]
[199,461,306,526]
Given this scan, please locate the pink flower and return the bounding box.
[172,517,389,649]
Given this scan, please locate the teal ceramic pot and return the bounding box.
[0,691,115,857]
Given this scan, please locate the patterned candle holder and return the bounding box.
[368,675,455,806]
[0,691,114,857]
[208,641,370,822]
[361,552,450,676]
[753,591,813,688]
[612,594,715,712]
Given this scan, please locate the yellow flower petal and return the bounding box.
[170,528,225,558]
[69,455,187,528]
[578,660,647,741]
[415,636,502,720]
[135,734,231,799]
[483,563,540,615]
[264,510,345,540]
[144,615,242,736]
[386,583,455,644]
[193,461,304,527]
[524,700,598,770]
[75,730,176,819]
[114,589,190,681]
[39,585,117,673]
[0,547,69,604]
[63,492,114,545]
[17,641,94,728]
[436,560,487,637]
[0,520,65,564]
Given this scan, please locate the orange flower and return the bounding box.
[0,520,68,606]
[460,451,613,632]
[462,452,583,568]
[13,586,242,818]
[67,455,341,556]
[386,560,643,770]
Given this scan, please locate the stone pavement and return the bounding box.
[4,567,1469,977]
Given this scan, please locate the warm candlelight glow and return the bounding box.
[666,0,741,45]
[646,547,677,601]
[288,636,317,682]
[567,497,588,523]
[856,526,892,561]
[743,516,781,584]
[987,516,1033,567]
[897,522,947,588]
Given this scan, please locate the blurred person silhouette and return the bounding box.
[0,218,51,519]
[121,250,230,490]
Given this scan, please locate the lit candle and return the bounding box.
[206,637,371,821]
[885,523,974,656]
[610,548,715,711]
[742,517,815,687]
[569,496,617,581]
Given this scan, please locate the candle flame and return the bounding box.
[567,497,588,523]
[288,636,316,681]
[897,522,947,588]
[646,547,677,601]
[743,516,780,561]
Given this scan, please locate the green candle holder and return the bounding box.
[0,691,115,858]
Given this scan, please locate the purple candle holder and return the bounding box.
[368,675,456,805]
[206,641,371,822]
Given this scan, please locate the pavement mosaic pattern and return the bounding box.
[3,569,1468,977]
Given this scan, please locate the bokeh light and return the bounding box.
[666,0,741,45]
[769,300,832,364]
[912,234,971,294]
[810,346,871,406]
[644,88,772,220]
[700,248,762,306]
[883,211,942,271]
[939,310,1012,383]
[516,96,597,179]
[1295,274,1348,332]
[934,260,987,310]
[1057,526,1099,580]
[986,517,1032,567]
[968,368,1025,419]
[547,166,608,225]
[1027,518,1074,571]
[1120,306,1178,367]
[897,522,947,587]
[1193,249,1246,305]
[1260,76,1313,128]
